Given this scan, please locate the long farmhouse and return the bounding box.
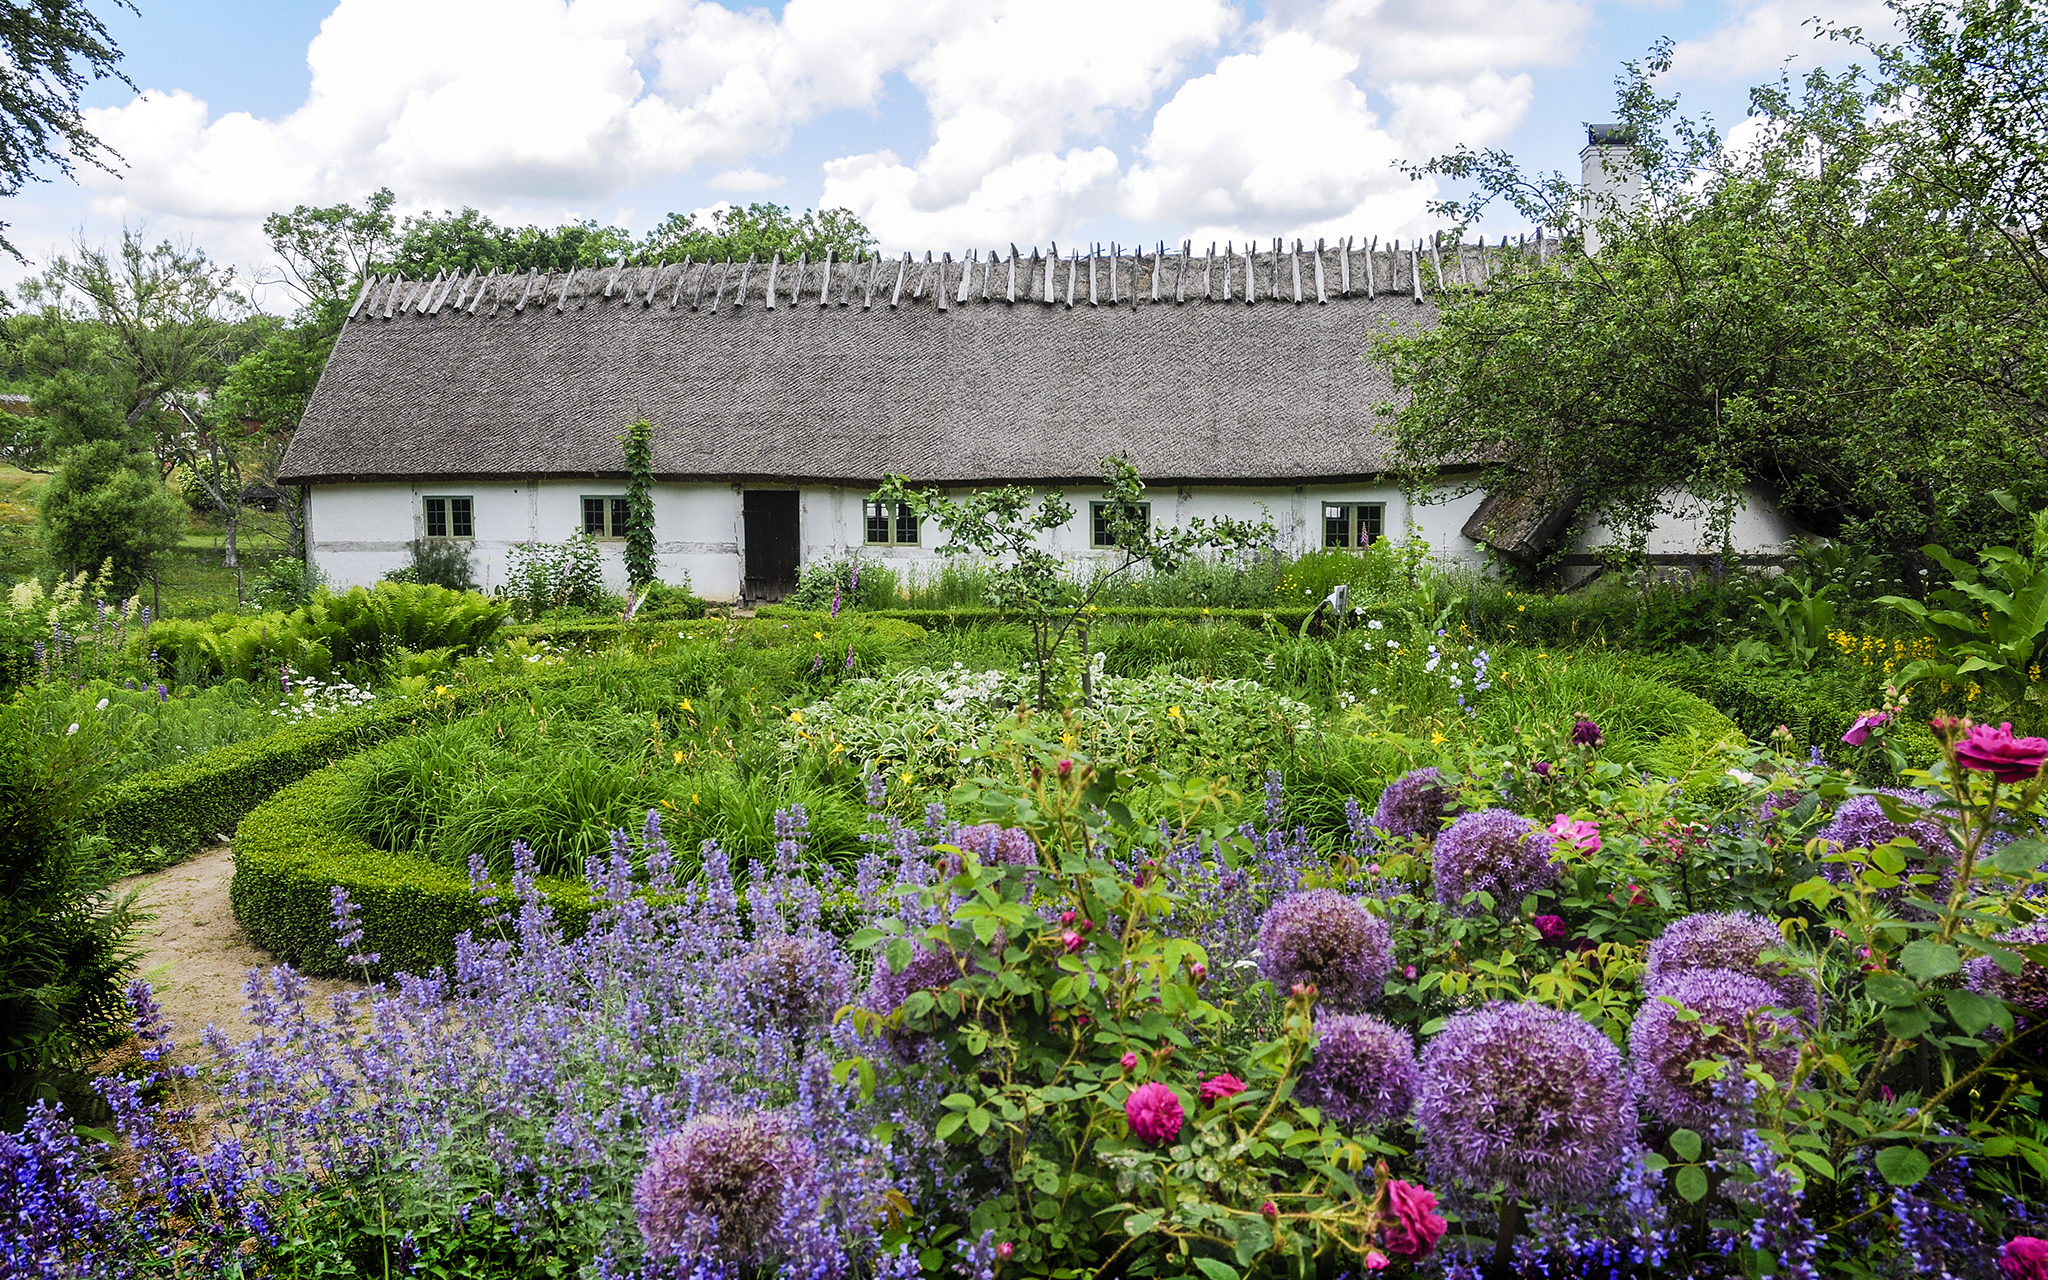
[282,219,1802,602]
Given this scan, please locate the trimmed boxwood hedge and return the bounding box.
[753,604,1324,632]
[231,764,596,978]
[89,667,583,873]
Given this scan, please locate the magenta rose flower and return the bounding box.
[1570,718,1603,748]
[1380,1180,1448,1261]
[1956,722,2048,783]
[1198,1073,1247,1103]
[1533,914,1568,941]
[2000,1236,2048,1280]
[1124,1082,1184,1145]
[1841,711,1888,746]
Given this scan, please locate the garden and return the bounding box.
[6,478,2048,1280]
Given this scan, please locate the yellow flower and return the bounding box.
[1430,731,1448,744]
[680,698,693,712]
[813,631,823,640]
[900,771,914,785]
[673,750,685,764]
[434,684,447,695]
[1517,605,1525,612]
[661,798,675,809]
[692,793,700,805]
[1168,706,1182,718]
[789,709,804,724]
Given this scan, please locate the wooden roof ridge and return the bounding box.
[351,230,1559,326]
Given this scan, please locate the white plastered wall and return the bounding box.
[1564,484,1804,580]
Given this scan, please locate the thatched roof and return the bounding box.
[281,237,1548,487]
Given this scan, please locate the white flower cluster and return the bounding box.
[274,675,376,723]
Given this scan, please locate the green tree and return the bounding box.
[637,202,876,263]
[37,438,183,592]
[1382,5,2048,572]
[382,201,876,278]
[261,187,397,334]
[0,0,132,259]
[622,418,656,592]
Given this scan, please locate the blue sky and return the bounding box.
[8,0,1891,306]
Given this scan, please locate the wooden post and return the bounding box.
[1007,244,1019,304]
[1290,240,1303,303]
[1312,238,1326,303]
[710,259,732,312]
[1174,239,1189,303]
[1338,236,1351,295]
[983,249,996,301]
[765,253,781,309]
[1087,245,1098,307]
[1045,242,1058,304]
[513,270,539,314]
[382,275,404,319]
[890,252,909,308]
[1065,249,1078,308]
[735,256,756,308]
[864,253,881,310]
[430,269,461,313]
[1107,243,1118,305]
[957,249,975,303]
[936,252,949,311]
[815,250,833,306]
[347,273,378,320]
[1201,242,1214,300]
[1365,236,1377,297]
[1244,242,1257,305]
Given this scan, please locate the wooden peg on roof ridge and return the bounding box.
[1338,236,1351,296]
[605,261,624,297]
[936,252,950,311]
[982,249,997,301]
[347,273,378,320]
[1290,240,1303,304]
[957,250,975,304]
[618,266,638,306]
[692,258,711,310]
[1410,243,1423,304]
[710,259,732,312]
[735,256,756,308]
[890,253,909,308]
[1220,241,1233,301]
[862,254,880,309]
[1174,239,1189,304]
[812,249,831,306]
[1243,242,1257,305]
[414,270,444,314]
[1006,244,1018,304]
[1364,237,1376,298]
[1065,249,1078,309]
[763,254,781,309]
[1045,242,1059,304]
[1086,245,1098,307]
[1313,238,1326,304]
[1201,243,1214,300]
[382,276,404,320]
[1107,243,1118,305]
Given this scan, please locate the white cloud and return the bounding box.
[1668,0,1893,80]
[821,147,1123,251]
[710,168,784,192]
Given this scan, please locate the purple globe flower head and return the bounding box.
[863,941,968,1021]
[1644,911,1821,1027]
[1570,718,1604,748]
[721,934,852,1031]
[1964,918,2048,1065]
[1373,767,1457,840]
[1256,889,1395,1012]
[1296,1013,1420,1129]
[1432,809,1560,919]
[636,1111,816,1264]
[1417,1001,1635,1205]
[1755,787,1808,828]
[1629,968,1804,1128]
[947,823,1038,868]
[1814,789,1957,902]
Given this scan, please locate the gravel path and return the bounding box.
[116,846,363,1060]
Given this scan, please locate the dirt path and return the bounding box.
[117,846,363,1060]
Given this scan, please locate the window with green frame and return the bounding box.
[1322,502,1385,549]
[1090,500,1150,549]
[865,500,919,545]
[423,495,474,539]
[582,495,632,539]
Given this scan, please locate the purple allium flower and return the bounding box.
[1571,718,1603,747]
[635,1112,816,1263]
[1432,809,1559,918]
[948,823,1037,867]
[1295,1013,1420,1129]
[1756,787,1807,827]
[1417,1002,1634,1204]
[1256,889,1394,1012]
[1644,911,1821,1027]
[1814,790,1956,899]
[1629,968,1804,1128]
[1965,918,2048,1064]
[863,941,967,1020]
[722,935,852,1031]
[1372,767,1456,839]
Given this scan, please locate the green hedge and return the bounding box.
[754,604,1323,632]
[1637,656,1938,773]
[89,668,581,873]
[231,765,596,978]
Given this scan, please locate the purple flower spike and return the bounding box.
[1256,889,1394,1012]
[1417,1001,1634,1205]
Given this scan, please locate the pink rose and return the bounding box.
[1062,931,1084,953]
[1842,711,1889,746]
[1119,1052,1138,1069]
[2000,1236,2048,1280]
[996,1242,1014,1261]
[1364,1249,1391,1270]
[1956,722,2048,784]
[1198,1073,1247,1103]
[1380,1180,1448,1261]
[1547,814,1602,853]
[1533,914,1568,941]
[1124,1082,1184,1146]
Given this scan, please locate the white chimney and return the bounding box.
[1579,124,1642,256]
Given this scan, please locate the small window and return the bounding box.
[581,495,632,539]
[865,500,918,545]
[423,495,473,539]
[1323,503,1385,551]
[1090,500,1151,549]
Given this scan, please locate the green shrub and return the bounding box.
[784,557,903,611]
[381,538,478,592]
[502,533,609,618]
[295,581,507,675]
[230,766,594,978]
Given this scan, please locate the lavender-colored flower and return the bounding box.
[1815,789,1954,864]
[1432,809,1559,918]
[1644,911,1821,1027]
[722,934,852,1031]
[1295,1013,1420,1129]
[636,1111,816,1263]
[947,823,1037,868]
[863,941,968,1019]
[1373,767,1456,839]
[1630,968,1804,1128]
[1256,889,1394,1012]
[1417,1001,1635,1204]
[1965,918,2048,1064]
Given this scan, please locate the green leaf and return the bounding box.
[1865,974,1922,1007]
[1900,940,1961,981]
[885,936,913,975]
[1885,1006,1934,1039]
[1124,1211,1162,1237]
[1944,988,2007,1036]
[1669,1129,1702,1163]
[1984,839,2048,874]
[1876,1146,1931,1187]
[1675,1165,1710,1203]
[1194,1261,1239,1280]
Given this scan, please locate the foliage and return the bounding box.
[249,551,323,611]
[383,200,876,277]
[877,457,1274,707]
[622,418,656,591]
[1882,499,2048,717]
[0,694,140,1126]
[0,0,131,259]
[637,201,877,264]
[785,556,903,612]
[502,531,609,619]
[381,534,477,592]
[1387,4,2048,569]
[34,439,182,591]
[1751,573,1839,671]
